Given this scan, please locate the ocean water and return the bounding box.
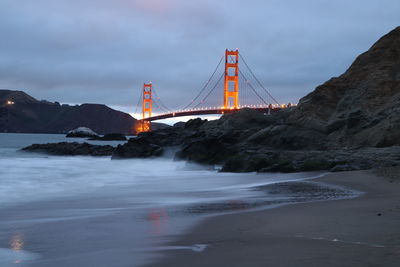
[0,133,355,266]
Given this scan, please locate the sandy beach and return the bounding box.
[146,170,400,267]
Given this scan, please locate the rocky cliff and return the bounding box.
[289,26,400,148]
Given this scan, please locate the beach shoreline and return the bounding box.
[145,170,400,267]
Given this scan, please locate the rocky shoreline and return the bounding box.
[20,26,400,174]
[22,142,115,156]
[20,111,400,173]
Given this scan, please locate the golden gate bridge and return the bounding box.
[134,49,288,133]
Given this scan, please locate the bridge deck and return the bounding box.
[141,107,280,121]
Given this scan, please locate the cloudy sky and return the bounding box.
[0,0,399,118]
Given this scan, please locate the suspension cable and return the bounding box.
[181,55,224,110]
[134,90,143,117]
[193,72,224,109]
[152,86,171,112]
[239,69,269,106]
[239,53,280,105]
[152,98,169,113]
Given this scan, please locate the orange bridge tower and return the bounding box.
[140,83,152,132]
[223,49,239,109]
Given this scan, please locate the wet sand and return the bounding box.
[146,170,400,266]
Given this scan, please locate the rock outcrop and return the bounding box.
[221,146,400,173]
[66,127,99,138]
[89,133,127,141]
[288,26,400,148]
[112,138,163,159]
[22,142,115,156]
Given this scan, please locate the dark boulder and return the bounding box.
[22,142,114,156]
[221,153,276,173]
[89,133,127,141]
[246,125,328,150]
[112,137,164,159]
[184,118,207,129]
[210,108,277,131]
[173,121,185,128]
[175,137,237,165]
[137,126,187,146]
[221,146,400,173]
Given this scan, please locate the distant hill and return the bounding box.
[0,90,168,135]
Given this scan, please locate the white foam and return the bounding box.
[295,235,385,248]
[0,151,317,208]
[150,244,209,253]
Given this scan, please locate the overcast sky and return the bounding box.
[0,0,399,117]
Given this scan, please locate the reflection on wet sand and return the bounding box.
[148,208,169,236]
[9,233,24,264]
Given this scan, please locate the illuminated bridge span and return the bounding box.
[134,49,285,132]
[143,106,278,122]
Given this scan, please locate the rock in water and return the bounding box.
[22,142,114,156]
[66,127,98,138]
[89,133,127,141]
[112,138,164,159]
